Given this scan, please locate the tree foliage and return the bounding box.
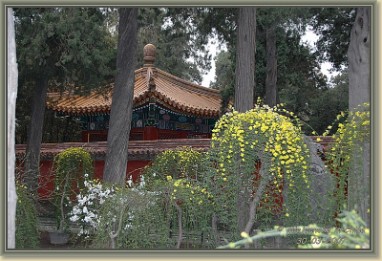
[309,7,356,70]
[14,8,115,193]
[136,8,211,84]
[211,12,330,133]
[14,8,115,90]
[308,72,349,134]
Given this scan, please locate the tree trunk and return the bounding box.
[347,7,370,227]
[103,8,138,185]
[24,76,48,196]
[348,7,370,111]
[7,8,18,249]
[234,7,256,112]
[234,7,256,235]
[264,25,278,107]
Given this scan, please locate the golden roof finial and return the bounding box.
[143,43,156,67]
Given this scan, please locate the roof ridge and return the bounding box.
[146,67,156,92]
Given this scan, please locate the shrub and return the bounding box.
[69,175,114,244]
[218,209,369,249]
[15,181,40,248]
[323,103,370,222]
[209,104,313,237]
[143,147,210,186]
[143,148,214,248]
[91,187,170,249]
[53,147,93,231]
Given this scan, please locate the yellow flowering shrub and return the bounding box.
[53,147,93,230]
[325,103,370,213]
[210,104,312,228]
[54,147,94,195]
[143,148,214,238]
[143,147,209,185]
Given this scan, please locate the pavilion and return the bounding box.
[16,44,223,199]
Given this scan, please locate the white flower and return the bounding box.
[124,223,132,230]
[70,215,80,222]
[138,176,145,189]
[83,206,88,214]
[84,216,92,223]
[78,196,88,206]
[84,173,89,178]
[72,206,81,215]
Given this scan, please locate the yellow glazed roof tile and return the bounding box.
[47,66,221,117]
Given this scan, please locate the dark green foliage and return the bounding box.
[17,110,83,144]
[308,72,349,134]
[15,182,40,249]
[135,8,212,84]
[207,7,351,135]
[210,51,235,112]
[309,8,356,70]
[14,8,116,193]
[14,8,115,90]
[14,8,116,144]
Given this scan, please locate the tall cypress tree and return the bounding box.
[103,8,138,185]
[14,8,115,195]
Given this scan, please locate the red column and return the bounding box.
[143,126,159,140]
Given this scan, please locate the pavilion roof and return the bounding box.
[46,44,221,118]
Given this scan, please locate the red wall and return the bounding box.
[94,160,150,182]
[35,160,151,200]
[37,161,55,200]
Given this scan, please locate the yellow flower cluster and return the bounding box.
[211,104,310,203]
[327,103,370,170]
[168,178,213,206]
